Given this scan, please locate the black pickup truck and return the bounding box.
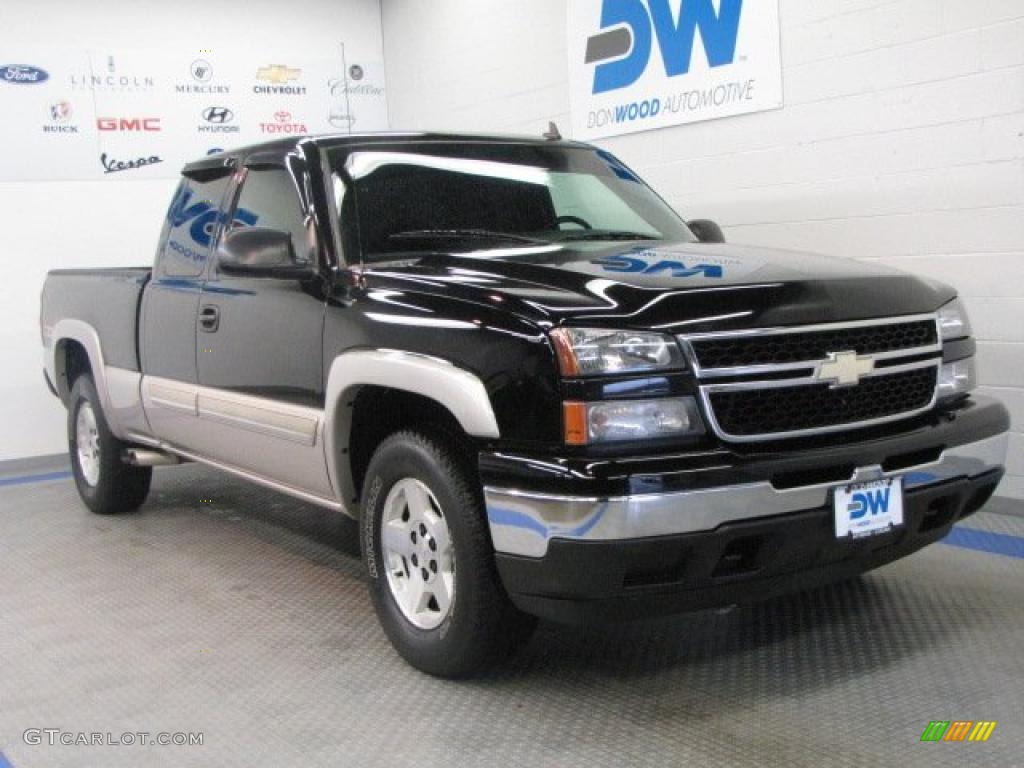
[41,132,1009,677]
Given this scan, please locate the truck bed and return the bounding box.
[41,267,152,372]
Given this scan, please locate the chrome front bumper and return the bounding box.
[484,433,1008,558]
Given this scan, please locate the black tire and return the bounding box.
[68,374,152,515]
[361,429,536,678]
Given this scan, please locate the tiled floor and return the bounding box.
[1,461,1021,767]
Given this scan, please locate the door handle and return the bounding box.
[199,304,220,333]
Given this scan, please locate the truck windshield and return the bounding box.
[329,143,695,261]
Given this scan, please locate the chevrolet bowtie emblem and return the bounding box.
[817,350,875,387]
[256,65,301,84]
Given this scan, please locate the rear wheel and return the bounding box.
[361,430,536,678]
[68,375,152,514]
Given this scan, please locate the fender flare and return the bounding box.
[324,349,500,517]
[48,318,127,438]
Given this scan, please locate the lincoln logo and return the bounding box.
[816,351,876,387]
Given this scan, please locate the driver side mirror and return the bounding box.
[688,219,726,244]
[218,227,313,279]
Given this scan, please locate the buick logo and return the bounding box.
[2,64,49,84]
[348,64,364,81]
[202,106,234,124]
[191,59,213,82]
[50,101,73,121]
[816,351,876,388]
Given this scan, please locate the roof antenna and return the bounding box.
[543,121,562,141]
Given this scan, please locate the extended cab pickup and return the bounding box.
[41,133,1010,677]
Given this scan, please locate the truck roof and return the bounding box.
[182,130,591,176]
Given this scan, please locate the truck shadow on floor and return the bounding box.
[146,465,989,692]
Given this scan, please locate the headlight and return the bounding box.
[563,397,704,445]
[937,358,976,400]
[938,298,972,341]
[550,327,685,376]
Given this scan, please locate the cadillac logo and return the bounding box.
[816,351,875,387]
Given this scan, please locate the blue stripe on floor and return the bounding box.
[943,526,1024,560]
[0,749,15,767]
[0,470,73,487]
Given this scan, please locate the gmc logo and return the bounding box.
[97,117,162,132]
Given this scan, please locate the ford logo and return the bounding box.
[2,65,49,84]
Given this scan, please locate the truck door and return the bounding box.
[139,165,233,446]
[190,156,332,497]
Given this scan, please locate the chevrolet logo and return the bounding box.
[816,350,875,387]
[256,65,301,84]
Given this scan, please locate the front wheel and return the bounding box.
[361,430,536,678]
[68,374,152,514]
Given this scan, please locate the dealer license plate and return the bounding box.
[834,477,904,539]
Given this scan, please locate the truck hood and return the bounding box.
[361,240,955,332]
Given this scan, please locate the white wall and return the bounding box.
[382,0,1024,499]
[0,0,385,461]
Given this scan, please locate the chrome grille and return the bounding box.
[689,319,937,371]
[680,315,942,442]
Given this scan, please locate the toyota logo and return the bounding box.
[202,106,234,124]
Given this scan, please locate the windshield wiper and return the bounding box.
[555,230,659,242]
[388,229,547,245]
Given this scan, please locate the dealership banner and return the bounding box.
[0,46,388,181]
[567,0,783,140]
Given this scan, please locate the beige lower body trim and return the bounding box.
[140,374,333,500]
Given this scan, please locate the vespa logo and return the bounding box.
[2,64,49,84]
[586,0,743,94]
[847,487,891,520]
[816,351,875,388]
[202,106,233,124]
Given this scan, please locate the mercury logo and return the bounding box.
[191,60,213,82]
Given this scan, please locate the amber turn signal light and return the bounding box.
[562,401,588,445]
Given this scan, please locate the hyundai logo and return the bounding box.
[202,106,234,124]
